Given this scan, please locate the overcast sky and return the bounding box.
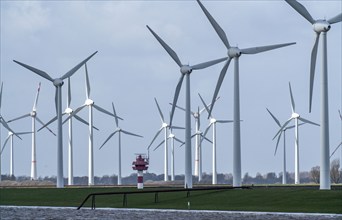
[1,0,341,180]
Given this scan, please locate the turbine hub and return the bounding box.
[210,118,217,123]
[194,113,199,118]
[162,122,168,128]
[292,112,300,119]
[169,133,175,138]
[85,99,94,106]
[313,20,331,33]
[65,107,73,114]
[8,131,13,135]
[30,111,36,117]
[180,65,192,74]
[228,47,241,58]
[53,78,64,87]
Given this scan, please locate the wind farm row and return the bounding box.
[0,0,341,190]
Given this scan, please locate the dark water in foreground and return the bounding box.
[1,206,341,220]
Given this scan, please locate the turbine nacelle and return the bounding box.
[313,20,331,33]
[53,78,64,87]
[180,65,192,75]
[169,133,175,138]
[291,112,300,119]
[162,122,168,128]
[228,47,242,58]
[85,99,94,106]
[210,118,217,123]
[65,107,73,114]
[30,111,37,117]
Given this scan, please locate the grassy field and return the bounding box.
[1,186,342,214]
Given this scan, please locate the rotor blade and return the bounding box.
[7,113,31,123]
[266,108,281,127]
[54,88,58,114]
[288,82,296,113]
[284,0,315,24]
[111,102,119,128]
[198,93,210,116]
[13,60,54,82]
[93,104,123,120]
[85,63,91,99]
[309,32,320,113]
[169,103,186,112]
[37,115,57,132]
[191,57,227,70]
[170,125,185,130]
[33,82,41,111]
[196,0,230,49]
[339,110,342,120]
[169,74,185,126]
[298,117,319,127]
[328,13,342,24]
[99,131,117,150]
[201,124,212,143]
[1,135,11,155]
[274,131,283,156]
[146,25,182,67]
[273,119,292,140]
[121,130,143,138]
[147,127,163,150]
[208,58,231,118]
[153,139,165,152]
[174,137,184,144]
[36,117,56,136]
[74,114,99,131]
[16,131,33,135]
[330,142,342,158]
[216,120,234,123]
[200,96,220,114]
[154,98,165,123]
[67,78,71,108]
[201,134,212,144]
[240,42,296,55]
[61,51,98,80]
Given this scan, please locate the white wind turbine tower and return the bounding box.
[64,63,121,186]
[266,108,304,184]
[1,131,31,177]
[0,82,21,181]
[147,97,184,182]
[7,82,56,180]
[147,25,227,188]
[197,0,296,187]
[273,82,319,184]
[13,51,98,188]
[199,94,233,185]
[153,128,184,181]
[39,77,97,185]
[171,97,219,182]
[99,102,142,185]
[285,0,342,190]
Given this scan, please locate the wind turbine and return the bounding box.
[7,82,56,181]
[170,97,219,182]
[13,51,98,188]
[197,0,296,187]
[64,63,121,186]
[147,97,184,182]
[199,94,233,185]
[38,77,97,185]
[99,102,142,185]
[0,82,21,181]
[285,0,342,190]
[273,82,319,184]
[266,108,304,184]
[1,131,31,177]
[153,128,184,181]
[147,25,227,188]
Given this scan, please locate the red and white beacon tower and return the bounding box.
[132,154,149,189]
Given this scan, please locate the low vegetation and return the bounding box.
[1,186,341,214]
